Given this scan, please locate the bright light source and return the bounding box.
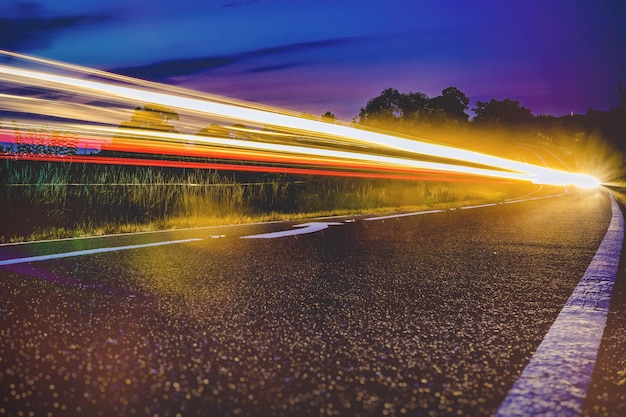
[571,174,601,189]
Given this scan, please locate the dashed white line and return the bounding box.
[505,185,544,201]
[496,193,624,417]
[0,221,283,247]
[364,210,444,221]
[0,238,203,266]
[459,203,498,210]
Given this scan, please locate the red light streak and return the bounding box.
[0,128,519,182]
[0,153,511,184]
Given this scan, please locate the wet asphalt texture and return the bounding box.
[1,189,622,416]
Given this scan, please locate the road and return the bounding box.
[1,187,624,416]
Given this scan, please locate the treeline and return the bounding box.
[348,85,626,153]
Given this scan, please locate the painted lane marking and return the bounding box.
[241,222,343,239]
[0,238,203,266]
[364,210,444,221]
[0,221,284,247]
[366,191,567,219]
[459,203,498,210]
[1,190,570,248]
[503,191,569,205]
[496,193,624,417]
[505,185,544,202]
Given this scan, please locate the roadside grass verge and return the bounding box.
[0,160,545,243]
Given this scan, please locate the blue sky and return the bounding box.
[2,0,625,120]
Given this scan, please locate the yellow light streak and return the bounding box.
[90,126,538,182]
[0,50,602,188]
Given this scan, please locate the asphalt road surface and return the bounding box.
[1,187,624,416]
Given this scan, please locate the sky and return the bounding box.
[2,0,625,121]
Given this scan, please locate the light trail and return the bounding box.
[0,153,514,183]
[0,127,534,182]
[0,50,600,188]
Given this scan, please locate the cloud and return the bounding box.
[0,1,110,51]
[112,57,239,79]
[245,62,303,73]
[246,38,351,58]
[3,0,41,17]
[111,38,354,80]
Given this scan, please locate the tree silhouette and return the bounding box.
[196,123,230,138]
[106,104,180,160]
[321,111,337,122]
[428,87,470,121]
[357,88,403,123]
[118,103,180,133]
[229,123,249,140]
[472,98,533,125]
[399,91,429,120]
[357,87,471,125]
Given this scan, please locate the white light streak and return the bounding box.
[0,50,602,187]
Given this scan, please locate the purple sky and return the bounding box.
[2,0,625,120]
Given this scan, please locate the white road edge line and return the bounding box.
[495,193,624,417]
[0,238,203,266]
[364,210,444,221]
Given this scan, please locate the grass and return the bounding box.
[0,160,541,243]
